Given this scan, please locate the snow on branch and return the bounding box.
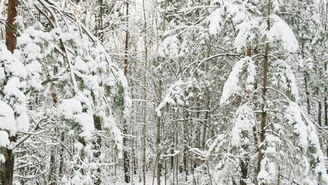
[267,14,299,53]
[270,59,299,101]
[284,102,328,183]
[231,103,255,147]
[220,57,256,105]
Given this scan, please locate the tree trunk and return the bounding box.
[123,123,130,184]
[141,0,148,183]
[142,80,147,185]
[301,42,311,115]
[201,38,211,150]
[156,116,162,185]
[240,159,248,185]
[49,148,56,185]
[258,1,270,183]
[1,148,15,185]
[96,0,104,41]
[93,115,102,185]
[123,1,130,183]
[1,0,18,184]
[183,109,189,182]
[318,96,322,126]
[59,132,65,178]
[324,60,327,126]
[49,86,57,185]
[6,0,17,52]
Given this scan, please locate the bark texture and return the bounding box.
[1,0,18,184]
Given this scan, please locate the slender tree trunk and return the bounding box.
[1,0,18,184]
[240,159,248,185]
[258,1,270,184]
[239,48,253,185]
[49,86,57,185]
[325,61,328,159]
[97,0,104,41]
[164,160,167,185]
[201,38,211,150]
[59,132,65,178]
[318,92,322,126]
[324,60,327,126]
[155,69,163,185]
[324,3,328,128]
[183,109,189,182]
[123,1,130,183]
[301,42,311,115]
[49,149,56,185]
[93,115,102,185]
[141,0,148,184]
[130,85,136,185]
[156,116,162,185]
[142,72,147,185]
[175,124,179,185]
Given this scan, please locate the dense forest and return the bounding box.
[0,0,328,184]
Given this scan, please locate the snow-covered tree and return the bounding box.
[0,0,129,184]
[207,0,328,184]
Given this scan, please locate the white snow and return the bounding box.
[0,0,4,19]
[220,58,243,105]
[257,158,275,184]
[208,8,223,35]
[246,58,257,91]
[16,33,33,46]
[0,67,5,81]
[234,17,263,52]
[74,142,83,150]
[0,154,4,163]
[83,75,99,91]
[158,35,180,59]
[75,113,94,139]
[231,104,255,146]
[271,59,299,101]
[75,57,90,74]
[58,97,96,139]
[0,130,9,147]
[58,98,83,119]
[16,112,29,132]
[7,61,27,79]
[285,102,308,147]
[4,77,26,104]
[0,100,18,135]
[103,116,123,159]
[25,60,42,75]
[272,0,281,12]
[0,44,16,63]
[267,14,299,53]
[220,57,255,105]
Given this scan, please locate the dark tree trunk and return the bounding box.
[2,145,15,185]
[240,159,248,185]
[93,115,102,185]
[258,2,270,184]
[6,0,17,53]
[2,0,18,184]
[123,1,130,183]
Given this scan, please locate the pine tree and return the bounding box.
[0,0,129,184]
[207,0,328,184]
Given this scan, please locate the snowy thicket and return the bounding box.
[0,0,129,184]
[156,0,328,185]
[1,0,328,185]
[205,0,328,184]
